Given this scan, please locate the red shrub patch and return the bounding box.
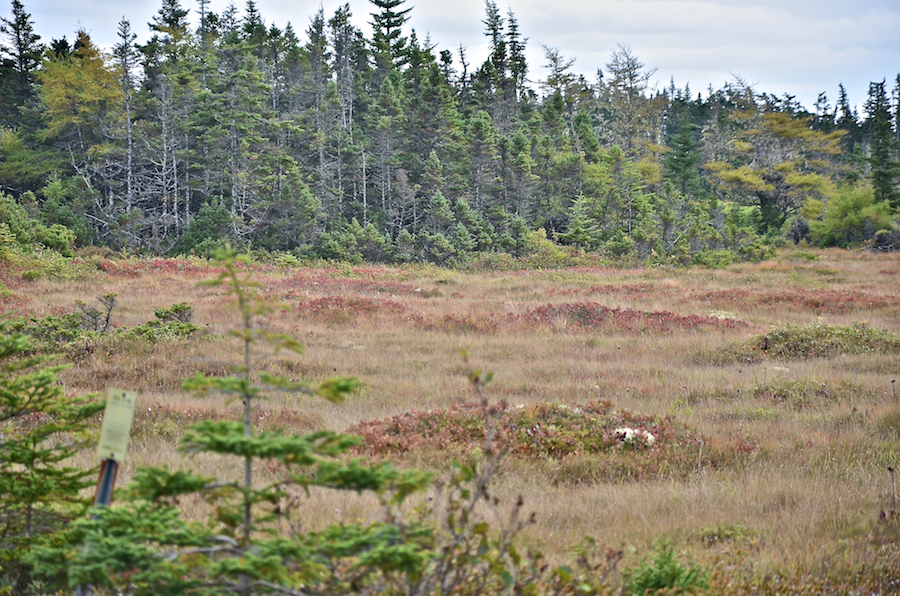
[273,270,435,299]
[348,399,756,481]
[692,288,896,314]
[96,260,144,277]
[519,302,746,333]
[291,295,422,324]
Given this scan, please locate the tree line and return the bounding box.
[1,0,899,265]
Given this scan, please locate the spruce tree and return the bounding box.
[114,19,139,213]
[369,0,411,79]
[864,80,900,208]
[663,118,703,196]
[0,0,42,125]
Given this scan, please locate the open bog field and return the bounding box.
[4,247,900,591]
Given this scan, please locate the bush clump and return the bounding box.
[622,542,708,595]
[703,322,900,364]
[350,400,757,482]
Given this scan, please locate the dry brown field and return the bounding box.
[3,247,900,591]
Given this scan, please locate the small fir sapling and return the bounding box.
[28,247,434,595]
[0,320,105,593]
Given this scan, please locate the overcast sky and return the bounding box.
[15,0,900,113]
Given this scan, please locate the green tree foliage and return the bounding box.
[704,94,846,233]
[0,1,892,265]
[622,542,708,595]
[808,184,894,247]
[0,322,105,594]
[0,192,76,257]
[864,80,900,208]
[369,0,411,78]
[0,0,42,126]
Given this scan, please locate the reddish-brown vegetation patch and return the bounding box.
[349,400,756,481]
[519,302,746,333]
[95,258,226,278]
[0,289,28,313]
[691,288,897,314]
[272,269,435,299]
[289,295,422,324]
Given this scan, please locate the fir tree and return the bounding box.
[864,80,900,208]
[0,0,42,125]
[0,322,105,593]
[369,0,411,79]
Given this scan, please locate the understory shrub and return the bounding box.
[9,299,200,353]
[622,542,708,595]
[128,302,199,343]
[701,322,900,364]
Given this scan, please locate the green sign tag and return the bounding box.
[97,388,137,461]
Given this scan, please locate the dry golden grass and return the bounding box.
[4,247,900,584]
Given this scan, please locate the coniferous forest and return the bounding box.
[1,0,899,265]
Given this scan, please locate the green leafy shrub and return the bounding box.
[152,302,193,323]
[39,177,93,247]
[808,185,894,247]
[692,248,735,269]
[128,320,199,343]
[7,312,95,351]
[0,194,76,257]
[312,219,394,264]
[173,200,234,257]
[622,542,708,595]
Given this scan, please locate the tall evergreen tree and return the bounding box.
[835,83,860,141]
[663,117,702,196]
[0,0,42,125]
[864,80,900,208]
[893,74,900,145]
[369,0,411,80]
[506,6,527,100]
[113,19,139,213]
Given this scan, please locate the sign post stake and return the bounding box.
[77,389,137,596]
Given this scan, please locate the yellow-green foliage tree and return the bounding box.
[704,93,846,232]
[38,30,123,194]
[807,184,895,247]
